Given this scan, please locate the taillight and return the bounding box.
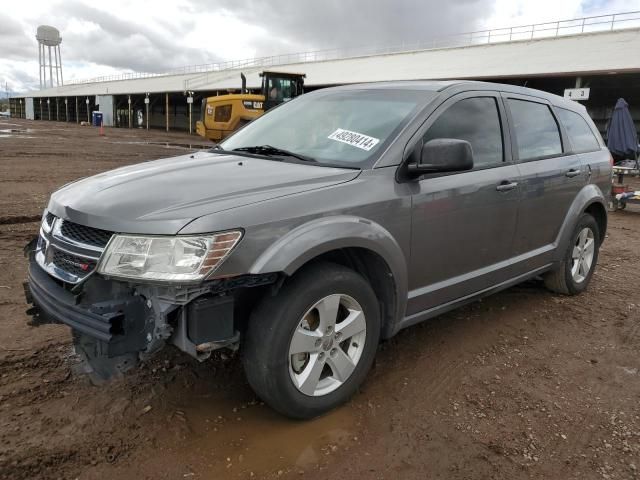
[609,154,614,166]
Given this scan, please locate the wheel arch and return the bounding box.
[584,201,607,244]
[249,215,408,339]
[553,184,608,262]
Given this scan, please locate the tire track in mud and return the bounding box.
[0,436,134,480]
[527,259,639,476]
[0,215,41,226]
[0,343,74,409]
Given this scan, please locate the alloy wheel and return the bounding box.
[571,227,595,283]
[288,294,367,397]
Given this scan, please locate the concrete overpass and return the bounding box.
[9,12,640,136]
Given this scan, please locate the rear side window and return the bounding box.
[423,97,503,168]
[508,99,562,161]
[556,108,600,153]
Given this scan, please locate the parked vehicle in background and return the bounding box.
[195,71,305,141]
[25,81,610,419]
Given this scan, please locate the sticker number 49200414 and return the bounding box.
[327,128,380,151]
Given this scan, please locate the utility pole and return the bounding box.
[145,93,149,130]
[187,91,194,135]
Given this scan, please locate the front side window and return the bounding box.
[221,89,432,168]
[508,99,563,161]
[556,107,601,153]
[423,97,504,168]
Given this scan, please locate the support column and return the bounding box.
[56,98,59,121]
[575,76,582,88]
[65,98,68,122]
[165,93,169,132]
[58,45,63,85]
[48,46,53,88]
[128,95,132,128]
[54,47,60,86]
[75,97,78,123]
[38,44,42,88]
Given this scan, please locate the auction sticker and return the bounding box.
[327,128,380,151]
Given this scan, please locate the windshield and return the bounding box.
[220,89,433,168]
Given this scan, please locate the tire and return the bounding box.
[544,213,600,295]
[243,262,380,419]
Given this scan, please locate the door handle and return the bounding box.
[565,169,581,178]
[496,181,518,192]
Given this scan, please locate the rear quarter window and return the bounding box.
[508,99,563,161]
[556,107,601,153]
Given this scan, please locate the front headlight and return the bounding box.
[97,230,242,282]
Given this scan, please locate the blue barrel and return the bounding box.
[92,111,103,127]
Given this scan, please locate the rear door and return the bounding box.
[504,94,587,274]
[407,91,521,315]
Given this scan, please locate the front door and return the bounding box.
[407,92,520,316]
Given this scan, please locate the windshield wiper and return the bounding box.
[232,145,316,163]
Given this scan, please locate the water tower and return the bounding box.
[36,25,63,89]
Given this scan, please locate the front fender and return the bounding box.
[249,215,409,328]
[553,183,607,262]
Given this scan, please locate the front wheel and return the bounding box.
[544,213,600,295]
[243,262,380,419]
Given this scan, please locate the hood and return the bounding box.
[48,151,360,234]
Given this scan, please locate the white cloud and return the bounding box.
[485,0,640,29]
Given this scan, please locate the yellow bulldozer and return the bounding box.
[195,71,306,142]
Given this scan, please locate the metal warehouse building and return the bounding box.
[9,12,640,138]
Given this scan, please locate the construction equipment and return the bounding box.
[195,71,306,142]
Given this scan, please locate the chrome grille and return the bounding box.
[59,220,113,248]
[51,249,97,277]
[36,216,109,284]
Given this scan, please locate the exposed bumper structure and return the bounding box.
[24,233,279,381]
[26,260,120,342]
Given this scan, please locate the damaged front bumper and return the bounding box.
[23,237,276,380]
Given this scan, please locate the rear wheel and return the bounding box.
[544,213,600,295]
[243,262,380,419]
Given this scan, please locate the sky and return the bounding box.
[1,0,640,94]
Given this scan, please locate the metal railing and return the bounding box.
[66,10,640,86]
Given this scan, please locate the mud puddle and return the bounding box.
[0,128,36,139]
[176,401,355,475]
[86,383,358,479]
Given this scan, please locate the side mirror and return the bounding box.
[408,138,474,175]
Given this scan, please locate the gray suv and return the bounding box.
[25,81,610,419]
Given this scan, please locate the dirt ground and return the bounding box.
[1,117,639,480]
